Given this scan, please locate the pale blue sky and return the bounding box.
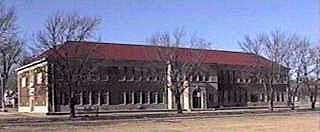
[4,0,319,51]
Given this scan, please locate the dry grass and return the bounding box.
[2,113,320,132]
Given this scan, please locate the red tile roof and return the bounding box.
[41,41,276,69]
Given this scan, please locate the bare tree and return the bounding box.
[308,46,320,109]
[147,28,212,113]
[238,31,294,111]
[238,34,265,55]
[33,12,101,117]
[0,1,22,112]
[289,38,312,110]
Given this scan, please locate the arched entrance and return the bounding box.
[192,89,201,108]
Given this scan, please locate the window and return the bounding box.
[150,92,157,104]
[209,93,214,102]
[92,91,99,105]
[36,73,42,84]
[276,93,280,102]
[226,70,230,83]
[21,77,26,87]
[193,75,197,82]
[125,91,132,104]
[119,92,125,104]
[29,75,34,87]
[204,74,209,82]
[134,92,140,104]
[233,91,237,103]
[74,91,81,105]
[59,92,64,105]
[281,92,285,102]
[91,74,98,81]
[142,91,148,104]
[236,78,241,83]
[259,79,263,84]
[100,72,109,81]
[261,93,265,102]
[199,74,204,82]
[100,91,109,105]
[250,94,259,102]
[232,71,235,84]
[82,91,89,105]
[244,91,248,102]
[158,91,164,103]
[123,66,128,74]
[155,76,160,81]
[147,76,153,81]
[227,91,231,103]
[60,92,69,105]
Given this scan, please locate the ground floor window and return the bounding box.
[261,93,265,102]
[250,94,259,102]
[227,90,231,103]
[244,91,248,102]
[66,90,164,106]
[82,91,90,105]
[142,91,148,104]
[74,91,81,105]
[64,92,69,105]
[59,92,68,105]
[158,91,164,103]
[276,93,280,102]
[209,93,214,103]
[92,91,99,105]
[150,92,157,104]
[134,92,140,104]
[100,91,109,105]
[239,91,242,103]
[119,92,125,104]
[125,91,132,104]
[233,90,237,103]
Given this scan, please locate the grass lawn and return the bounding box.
[2,112,320,132]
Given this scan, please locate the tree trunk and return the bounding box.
[1,77,6,112]
[311,101,316,109]
[269,99,274,111]
[175,94,183,114]
[291,90,298,110]
[69,91,76,118]
[290,96,295,110]
[310,91,318,109]
[269,90,274,111]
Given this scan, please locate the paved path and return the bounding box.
[0,107,318,128]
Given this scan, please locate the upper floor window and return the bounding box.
[29,75,34,87]
[21,77,27,87]
[36,73,42,84]
[236,78,241,83]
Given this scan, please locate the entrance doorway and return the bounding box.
[192,89,201,108]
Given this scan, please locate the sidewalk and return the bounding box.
[0,106,317,125]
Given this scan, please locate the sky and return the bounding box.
[4,0,319,51]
